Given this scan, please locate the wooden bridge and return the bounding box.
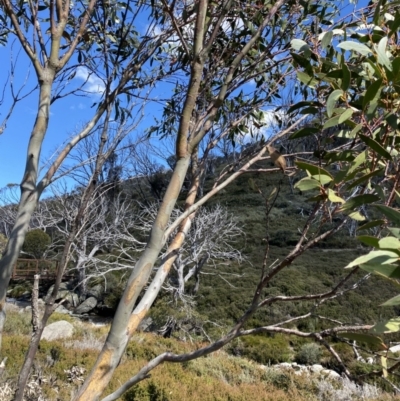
[11,259,72,281]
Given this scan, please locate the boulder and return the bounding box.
[87,284,104,300]
[45,285,79,307]
[74,297,98,314]
[389,344,400,353]
[322,369,341,379]
[310,364,324,373]
[42,320,74,341]
[55,305,71,314]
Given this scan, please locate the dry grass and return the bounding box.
[1,308,400,401]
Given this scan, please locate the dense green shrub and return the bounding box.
[269,230,298,247]
[22,229,51,259]
[228,334,292,365]
[295,343,321,365]
[7,281,32,299]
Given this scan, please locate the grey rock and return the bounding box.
[42,321,74,341]
[87,284,104,300]
[55,305,71,314]
[46,287,79,307]
[389,344,400,353]
[74,297,98,314]
[278,362,291,369]
[310,364,324,373]
[322,369,341,379]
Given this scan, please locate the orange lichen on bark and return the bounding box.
[127,309,148,336]
[75,347,114,399]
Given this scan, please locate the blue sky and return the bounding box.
[0,0,370,191]
[0,47,168,189]
[0,47,103,186]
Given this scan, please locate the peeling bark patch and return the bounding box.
[127,309,147,336]
[76,348,113,399]
[124,263,151,306]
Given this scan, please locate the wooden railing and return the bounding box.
[11,259,62,280]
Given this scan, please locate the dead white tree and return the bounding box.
[169,204,244,298]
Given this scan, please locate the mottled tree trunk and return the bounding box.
[0,77,54,350]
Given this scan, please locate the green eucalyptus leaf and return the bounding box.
[373,184,386,201]
[388,227,400,238]
[311,174,332,185]
[378,237,400,250]
[359,134,392,160]
[382,294,400,306]
[297,71,318,88]
[327,89,344,118]
[327,189,345,203]
[362,78,383,110]
[357,235,380,248]
[346,169,384,190]
[338,108,354,124]
[291,39,309,51]
[341,63,351,91]
[373,0,382,25]
[345,250,399,268]
[294,178,321,191]
[323,115,341,129]
[357,220,385,231]
[360,263,400,279]
[339,332,386,349]
[350,124,363,137]
[337,41,371,56]
[321,31,333,49]
[299,107,319,115]
[384,113,399,130]
[295,161,333,178]
[348,211,366,221]
[373,205,400,224]
[376,37,392,71]
[340,194,380,212]
[288,101,322,114]
[389,11,400,37]
[371,318,400,334]
[289,127,319,139]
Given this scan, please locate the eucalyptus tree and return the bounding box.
[2,0,378,399]
[271,0,400,387]
[0,0,171,348]
[95,2,400,399]
[72,1,322,400]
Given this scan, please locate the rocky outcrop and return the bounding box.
[42,320,74,341]
[45,283,79,307]
[74,297,98,315]
[269,362,341,380]
[87,284,104,300]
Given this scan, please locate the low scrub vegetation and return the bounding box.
[0,308,398,401]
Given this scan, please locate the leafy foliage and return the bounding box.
[286,0,400,379]
[22,229,51,259]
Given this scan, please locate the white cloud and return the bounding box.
[75,67,105,95]
[238,109,288,144]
